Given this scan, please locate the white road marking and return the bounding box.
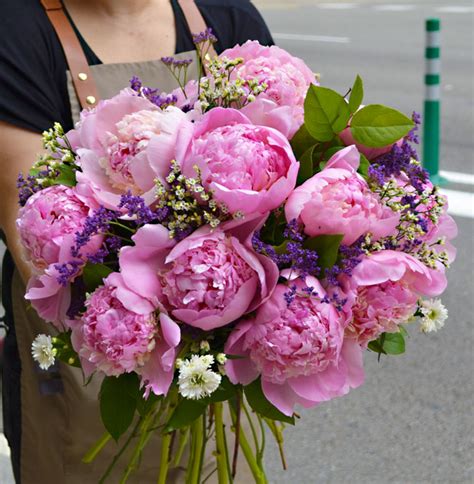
[373,4,416,11]
[273,33,351,43]
[440,171,474,186]
[440,189,474,219]
[436,6,474,14]
[318,3,358,9]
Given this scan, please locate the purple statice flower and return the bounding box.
[283,219,304,242]
[87,247,109,264]
[161,57,193,68]
[129,76,178,109]
[130,76,142,92]
[118,192,161,225]
[283,284,297,307]
[106,235,123,252]
[54,260,82,286]
[17,173,42,206]
[72,206,118,257]
[192,28,218,45]
[252,222,320,278]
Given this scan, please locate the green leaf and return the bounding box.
[303,234,344,272]
[82,263,113,293]
[358,153,370,179]
[368,332,406,356]
[244,379,295,425]
[297,145,317,185]
[350,104,414,148]
[304,85,351,142]
[290,123,317,159]
[166,398,207,432]
[382,332,406,355]
[53,164,76,187]
[100,374,139,441]
[368,340,387,355]
[348,75,364,114]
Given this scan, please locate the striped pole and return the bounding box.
[423,18,447,185]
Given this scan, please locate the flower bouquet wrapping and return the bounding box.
[19,31,457,483]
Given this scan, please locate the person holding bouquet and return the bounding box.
[0,1,273,482]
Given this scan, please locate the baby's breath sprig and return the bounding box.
[198,56,267,112]
[18,123,78,200]
[155,160,233,239]
[365,174,450,268]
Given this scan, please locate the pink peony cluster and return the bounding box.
[70,89,189,209]
[222,41,317,138]
[18,40,456,426]
[285,146,399,245]
[225,279,364,416]
[17,185,99,270]
[178,108,299,216]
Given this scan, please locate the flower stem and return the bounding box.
[229,402,268,484]
[171,428,190,468]
[264,419,287,471]
[82,431,111,464]
[186,417,205,484]
[214,403,230,484]
[232,393,241,478]
[157,432,173,484]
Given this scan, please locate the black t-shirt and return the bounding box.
[0,0,273,134]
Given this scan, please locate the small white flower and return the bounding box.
[419,299,448,333]
[199,340,211,352]
[31,334,56,370]
[177,354,221,400]
[216,353,227,365]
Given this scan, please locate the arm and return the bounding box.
[0,121,44,284]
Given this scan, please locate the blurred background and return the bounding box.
[1,0,472,482]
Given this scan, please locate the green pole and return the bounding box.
[423,18,447,185]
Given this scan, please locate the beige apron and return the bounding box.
[14,52,254,484]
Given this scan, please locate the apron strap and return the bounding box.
[177,0,217,57]
[40,0,99,110]
[40,0,216,111]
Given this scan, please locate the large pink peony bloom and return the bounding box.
[221,41,317,138]
[68,272,180,394]
[177,108,299,216]
[69,89,189,209]
[17,185,100,270]
[339,250,448,347]
[119,216,279,331]
[285,146,399,245]
[225,278,364,416]
[25,264,71,328]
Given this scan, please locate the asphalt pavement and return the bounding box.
[1,1,472,482]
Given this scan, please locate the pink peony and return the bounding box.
[339,250,448,347]
[177,108,299,216]
[25,264,71,328]
[70,274,157,376]
[69,89,189,209]
[119,217,279,331]
[225,278,364,416]
[17,185,100,270]
[285,146,399,245]
[221,41,317,138]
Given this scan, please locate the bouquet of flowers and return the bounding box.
[18,30,457,483]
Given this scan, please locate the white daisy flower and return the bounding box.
[419,299,448,333]
[178,354,221,400]
[31,334,56,370]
